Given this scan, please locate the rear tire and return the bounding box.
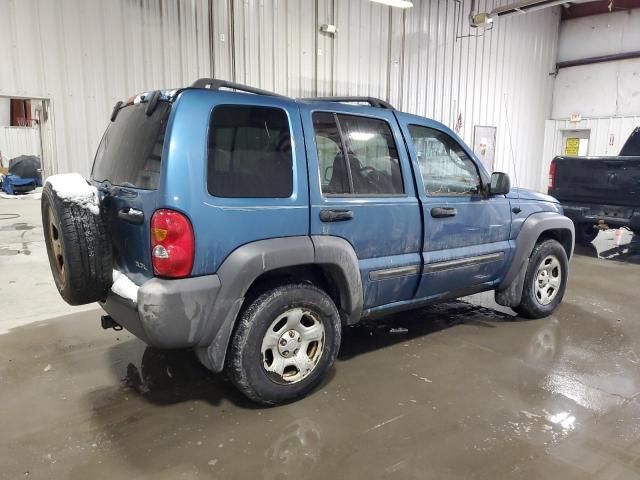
[226,284,341,406]
[41,182,113,305]
[575,222,598,245]
[513,239,569,319]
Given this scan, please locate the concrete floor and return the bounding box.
[0,193,94,333]
[2,198,640,479]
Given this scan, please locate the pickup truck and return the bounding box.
[548,127,640,244]
[41,79,575,405]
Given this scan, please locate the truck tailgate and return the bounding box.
[550,156,640,207]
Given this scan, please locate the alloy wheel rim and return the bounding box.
[261,308,325,385]
[534,254,561,306]
[46,206,65,282]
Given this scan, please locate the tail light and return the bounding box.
[548,161,557,191]
[150,209,194,278]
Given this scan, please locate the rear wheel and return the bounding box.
[514,239,569,319]
[41,182,113,305]
[226,284,341,405]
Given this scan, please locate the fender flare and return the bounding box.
[495,212,574,308]
[200,235,362,372]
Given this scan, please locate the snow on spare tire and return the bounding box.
[41,173,113,305]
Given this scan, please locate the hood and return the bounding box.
[507,187,559,204]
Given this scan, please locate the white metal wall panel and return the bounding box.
[553,10,640,119]
[332,1,390,98]
[1,0,560,188]
[316,0,335,96]
[211,0,234,80]
[557,9,640,62]
[232,0,316,97]
[0,0,211,176]
[399,1,559,191]
[0,127,41,160]
[552,58,640,119]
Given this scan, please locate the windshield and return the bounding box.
[91,102,171,189]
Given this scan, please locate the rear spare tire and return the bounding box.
[41,174,112,305]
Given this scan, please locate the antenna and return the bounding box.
[503,93,521,208]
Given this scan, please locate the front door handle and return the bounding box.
[431,207,457,218]
[118,207,144,224]
[319,209,353,222]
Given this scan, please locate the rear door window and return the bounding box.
[207,105,293,198]
[312,112,404,196]
[92,102,170,190]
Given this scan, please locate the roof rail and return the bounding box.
[302,96,395,110]
[190,78,287,98]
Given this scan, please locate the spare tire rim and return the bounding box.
[261,308,325,385]
[534,254,561,306]
[46,206,65,283]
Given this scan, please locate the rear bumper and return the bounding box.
[100,274,221,348]
[561,203,640,231]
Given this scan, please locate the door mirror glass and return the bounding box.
[489,172,510,196]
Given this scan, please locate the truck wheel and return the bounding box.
[513,239,569,319]
[41,182,113,305]
[226,284,341,405]
[575,222,598,244]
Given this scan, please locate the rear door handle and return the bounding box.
[431,207,457,218]
[118,208,144,224]
[319,209,353,222]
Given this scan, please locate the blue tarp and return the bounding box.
[0,174,36,195]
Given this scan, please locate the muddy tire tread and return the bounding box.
[225,283,341,406]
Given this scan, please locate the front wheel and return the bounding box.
[226,284,341,405]
[513,239,569,319]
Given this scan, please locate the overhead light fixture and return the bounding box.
[470,12,494,27]
[369,0,414,8]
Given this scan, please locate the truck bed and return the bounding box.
[549,156,640,208]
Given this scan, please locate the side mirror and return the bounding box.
[489,172,510,196]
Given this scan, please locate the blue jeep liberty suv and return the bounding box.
[41,79,575,405]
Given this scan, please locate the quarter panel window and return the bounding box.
[408,125,481,196]
[207,105,293,198]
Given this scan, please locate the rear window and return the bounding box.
[207,105,293,198]
[91,102,171,190]
[620,128,640,156]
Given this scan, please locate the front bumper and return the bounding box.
[100,274,221,348]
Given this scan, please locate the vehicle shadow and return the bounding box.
[99,297,517,410]
[339,298,516,360]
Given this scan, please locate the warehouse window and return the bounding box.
[313,112,404,195]
[408,125,481,196]
[207,105,293,198]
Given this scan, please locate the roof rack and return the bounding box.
[190,78,287,98]
[302,96,395,110]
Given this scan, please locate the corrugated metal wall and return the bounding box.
[0,127,41,161]
[0,0,211,176]
[0,0,560,190]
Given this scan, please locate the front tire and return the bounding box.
[513,239,569,319]
[226,284,341,406]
